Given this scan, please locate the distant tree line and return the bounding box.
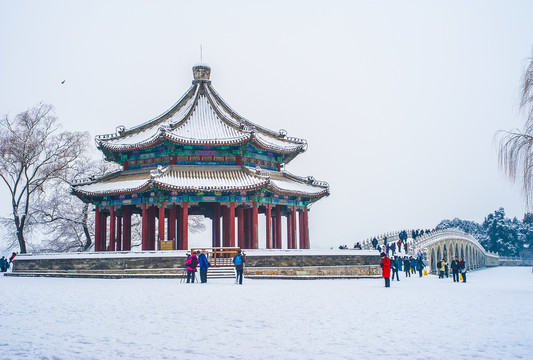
[436,208,533,257]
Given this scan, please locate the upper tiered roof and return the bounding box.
[96,65,307,163]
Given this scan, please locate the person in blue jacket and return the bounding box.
[233,249,246,284]
[197,250,210,283]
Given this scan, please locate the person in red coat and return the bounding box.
[380,252,391,288]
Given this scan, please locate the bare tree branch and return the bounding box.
[498,49,533,210]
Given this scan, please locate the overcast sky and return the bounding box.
[1,0,532,249]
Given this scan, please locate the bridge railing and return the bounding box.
[413,229,499,259]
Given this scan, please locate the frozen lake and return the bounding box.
[1,266,532,359]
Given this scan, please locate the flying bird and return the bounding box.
[61,80,65,84]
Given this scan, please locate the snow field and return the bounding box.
[1,267,532,360]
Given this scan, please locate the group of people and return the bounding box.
[339,242,362,250]
[372,236,408,255]
[0,252,16,272]
[185,249,246,285]
[381,252,427,287]
[437,256,467,283]
[371,229,437,254]
[380,251,468,288]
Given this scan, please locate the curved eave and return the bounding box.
[266,182,330,199]
[72,182,153,198]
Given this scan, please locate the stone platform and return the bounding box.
[5,250,381,279]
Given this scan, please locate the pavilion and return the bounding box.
[72,65,329,251]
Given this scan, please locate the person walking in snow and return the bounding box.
[459,257,467,283]
[410,256,416,274]
[439,258,447,279]
[451,256,460,282]
[380,252,391,288]
[416,256,425,277]
[233,249,246,285]
[444,260,449,278]
[391,256,400,281]
[197,250,210,283]
[403,256,411,277]
[0,256,8,272]
[186,252,198,283]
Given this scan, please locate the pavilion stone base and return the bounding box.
[7,251,381,279]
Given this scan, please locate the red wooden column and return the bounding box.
[168,205,176,246]
[109,206,116,251]
[265,203,272,249]
[116,215,122,251]
[222,205,230,247]
[176,206,183,250]
[95,206,102,251]
[229,202,236,247]
[142,203,149,251]
[303,206,310,249]
[149,206,157,250]
[243,208,249,249]
[299,209,305,250]
[123,205,131,251]
[291,205,297,249]
[237,206,244,248]
[158,203,166,246]
[102,214,108,250]
[180,202,189,250]
[212,203,221,247]
[271,208,277,249]
[252,201,258,249]
[276,205,282,249]
[287,211,293,249]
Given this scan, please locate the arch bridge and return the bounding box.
[362,229,499,273]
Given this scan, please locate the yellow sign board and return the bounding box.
[160,241,174,251]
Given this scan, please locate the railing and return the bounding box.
[190,247,240,267]
[500,256,533,261]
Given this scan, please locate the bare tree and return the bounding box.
[0,103,89,253]
[33,159,118,252]
[499,50,533,208]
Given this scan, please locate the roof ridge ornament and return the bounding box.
[254,166,270,178]
[192,65,211,84]
[150,165,165,179]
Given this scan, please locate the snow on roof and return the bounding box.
[73,165,328,197]
[96,67,307,153]
[157,166,267,191]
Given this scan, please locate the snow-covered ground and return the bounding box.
[1,267,532,360]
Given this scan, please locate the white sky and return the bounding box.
[1,0,532,249]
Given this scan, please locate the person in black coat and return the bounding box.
[372,238,378,250]
[403,257,411,277]
[391,256,400,281]
[459,257,467,283]
[451,256,460,282]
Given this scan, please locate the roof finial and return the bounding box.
[200,44,203,63]
[192,64,211,83]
